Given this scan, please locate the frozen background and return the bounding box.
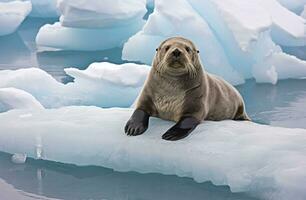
[0,0,306,200]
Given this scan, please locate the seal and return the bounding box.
[125,37,250,141]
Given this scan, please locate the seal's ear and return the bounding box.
[197,50,200,53]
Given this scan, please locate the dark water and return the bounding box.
[0,17,306,200]
[0,18,125,84]
[237,78,306,128]
[0,152,258,200]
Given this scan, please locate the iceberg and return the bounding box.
[0,62,150,108]
[0,1,32,36]
[36,0,147,51]
[123,0,245,85]
[123,0,306,85]
[36,21,146,51]
[198,0,306,47]
[261,0,306,46]
[277,0,306,15]
[0,88,43,112]
[302,6,306,19]
[0,0,59,18]
[57,0,147,29]
[0,106,306,200]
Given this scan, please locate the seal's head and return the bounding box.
[153,37,201,78]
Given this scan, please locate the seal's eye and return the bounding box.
[185,46,191,53]
[165,46,170,52]
[156,48,158,51]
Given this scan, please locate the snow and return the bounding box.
[0,88,43,112]
[0,106,306,200]
[0,63,150,108]
[0,1,31,36]
[123,0,306,85]
[36,0,147,51]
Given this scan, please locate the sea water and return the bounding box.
[0,17,305,200]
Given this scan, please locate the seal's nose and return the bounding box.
[172,48,181,58]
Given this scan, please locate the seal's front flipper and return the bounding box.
[162,117,200,141]
[125,109,150,136]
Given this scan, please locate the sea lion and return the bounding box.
[125,37,250,141]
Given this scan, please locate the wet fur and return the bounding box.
[136,37,250,122]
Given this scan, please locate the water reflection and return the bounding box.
[0,17,140,83]
[0,32,32,69]
[0,15,306,200]
[36,48,125,83]
[237,79,306,128]
[0,18,58,70]
[0,17,128,83]
[281,46,306,61]
[0,152,257,200]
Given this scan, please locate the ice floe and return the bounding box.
[0,106,305,200]
[302,5,306,19]
[0,1,31,36]
[36,0,147,51]
[11,153,27,164]
[36,21,146,51]
[277,0,306,15]
[0,62,150,108]
[261,0,306,46]
[33,0,306,85]
[57,0,147,29]
[0,87,43,112]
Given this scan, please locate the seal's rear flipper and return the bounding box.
[162,117,199,141]
[235,113,251,121]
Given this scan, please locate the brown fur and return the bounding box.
[136,37,250,122]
